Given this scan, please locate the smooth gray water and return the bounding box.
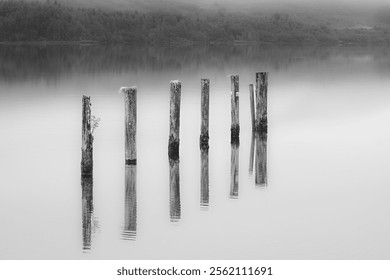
[1,44,390,259]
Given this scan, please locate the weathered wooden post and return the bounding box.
[123,165,137,240]
[254,72,268,186]
[120,87,137,239]
[168,80,181,221]
[230,142,239,198]
[230,75,239,144]
[200,79,210,150]
[81,95,93,176]
[255,72,268,133]
[120,87,137,165]
[229,75,239,196]
[249,132,255,174]
[168,80,181,160]
[249,84,255,131]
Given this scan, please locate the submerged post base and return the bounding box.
[199,133,209,150]
[230,125,240,144]
[255,117,268,134]
[168,137,180,160]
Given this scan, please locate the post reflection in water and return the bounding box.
[230,143,239,198]
[249,133,255,175]
[255,132,267,187]
[169,159,181,222]
[81,175,93,251]
[200,148,209,209]
[123,164,137,240]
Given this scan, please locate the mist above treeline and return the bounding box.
[36,0,390,28]
[1,0,390,44]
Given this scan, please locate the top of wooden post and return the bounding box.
[201,78,210,86]
[230,75,239,92]
[119,86,137,95]
[256,72,268,81]
[170,80,181,89]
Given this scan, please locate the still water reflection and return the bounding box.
[200,149,209,209]
[230,143,240,198]
[169,159,181,222]
[1,44,390,259]
[123,165,137,241]
[255,133,267,187]
[81,176,94,251]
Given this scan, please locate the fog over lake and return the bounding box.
[1,44,390,259]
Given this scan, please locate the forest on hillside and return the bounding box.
[1,0,390,44]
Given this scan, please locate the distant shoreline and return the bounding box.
[0,41,102,46]
[3,1,390,47]
[1,40,390,47]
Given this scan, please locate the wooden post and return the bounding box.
[200,78,210,207]
[200,149,209,208]
[254,73,268,185]
[255,72,268,134]
[249,132,255,174]
[81,95,93,176]
[168,80,181,160]
[230,142,239,198]
[120,87,137,165]
[249,84,255,131]
[200,79,210,150]
[123,165,137,240]
[169,159,181,221]
[81,176,93,250]
[230,75,239,144]
[255,133,267,186]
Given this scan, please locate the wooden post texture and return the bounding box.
[168,80,181,160]
[255,72,268,134]
[249,83,255,131]
[249,132,255,174]
[81,95,93,176]
[200,79,210,150]
[230,75,239,144]
[120,87,137,165]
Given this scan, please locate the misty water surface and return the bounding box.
[1,44,390,259]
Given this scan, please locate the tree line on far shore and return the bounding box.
[1,0,390,44]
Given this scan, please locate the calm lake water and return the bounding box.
[1,44,390,259]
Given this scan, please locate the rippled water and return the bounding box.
[1,44,390,259]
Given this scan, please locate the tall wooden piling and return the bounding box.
[200,79,210,150]
[249,84,255,131]
[120,87,137,165]
[230,75,239,144]
[255,72,268,134]
[81,95,93,176]
[168,80,181,160]
[249,132,255,174]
